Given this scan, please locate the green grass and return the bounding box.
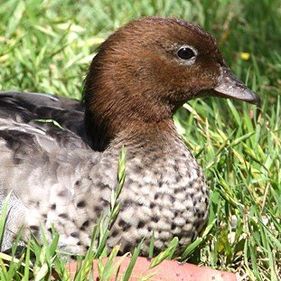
[0,0,280,280]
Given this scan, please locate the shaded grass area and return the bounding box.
[0,0,280,280]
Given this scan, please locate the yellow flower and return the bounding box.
[240,52,250,61]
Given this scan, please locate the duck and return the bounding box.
[0,17,259,255]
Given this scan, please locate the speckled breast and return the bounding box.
[107,144,209,255]
[28,138,210,256]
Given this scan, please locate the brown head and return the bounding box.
[83,17,259,151]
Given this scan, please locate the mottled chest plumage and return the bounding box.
[41,136,209,255]
[106,141,209,254]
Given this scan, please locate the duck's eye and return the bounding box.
[177,47,196,60]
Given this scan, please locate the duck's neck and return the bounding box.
[85,101,177,152]
[108,119,181,152]
[83,62,176,151]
